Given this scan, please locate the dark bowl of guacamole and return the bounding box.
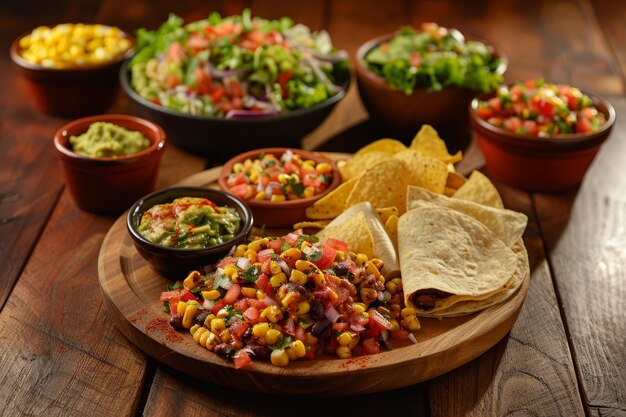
[127,187,253,278]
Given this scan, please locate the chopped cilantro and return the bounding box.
[269,335,294,350]
[167,282,184,291]
[309,250,323,261]
[213,273,232,291]
[288,177,305,196]
[258,152,266,160]
[163,300,170,313]
[240,266,260,282]
[281,242,292,252]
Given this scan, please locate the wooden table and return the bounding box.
[1,1,625,416]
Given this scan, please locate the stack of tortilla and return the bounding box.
[399,187,529,317]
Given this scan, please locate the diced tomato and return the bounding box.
[187,33,209,51]
[231,97,243,110]
[305,345,317,360]
[229,80,243,97]
[580,107,598,120]
[295,326,306,342]
[312,244,336,270]
[211,85,226,102]
[226,171,247,187]
[255,273,275,298]
[302,173,322,190]
[476,104,494,120]
[522,120,539,135]
[257,249,275,263]
[368,309,391,330]
[160,289,182,301]
[391,330,410,340]
[167,42,185,62]
[335,287,350,306]
[265,30,284,45]
[233,350,252,369]
[180,290,198,302]
[165,74,181,89]
[149,98,161,105]
[283,160,301,176]
[222,284,241,305]
[216,256,236,269]
[281,318,296,337]
[576,117,593,133]
[284,233,299,246]
[268,238,283,253]
[488,97,502,113]
[247,299,267,310]
[229,183,255,200]
[503,117,523,132]
[532,96,555,118]
[214,20,235,37]
[233,298,248,312]
[168,298,180,314]
[409,51,421,67]
[230,321,250,340]
[211,299,227,315]
[361,338,380,355]
[194,68,212,95]
[278,70,293,87]
[332,322,349,332]
[243,306,260,324]
[324,238,348,253]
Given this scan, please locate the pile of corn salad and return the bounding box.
[161,231,420,368]
[225,150,333,201]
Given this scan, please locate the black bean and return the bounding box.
[169,313,184,329]
[309,299,325,320]
[194,311,209,326]
[311,318,331,336]
[214,343,236,359]
[247,344,270,359]
[334,262,349,277]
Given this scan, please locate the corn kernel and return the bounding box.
[243,249,258,263]
[335,250,346,262]
[269,261,282,275]
[353,303,366,314]
[270,349,290,366]
[336,346,352,359]
[234,244,247,257]
[295,301,310,315]
[291,340,306,358]
[182,304,198,329]
[203,314,216,327]
[253,322,270,338]
[315,162,332,174]
[262,306,283,323]
[360,288,378,304]
[254,191,266,200]
[233,162,245,173]
[286,347,298,360]
[190,324,200,337]
[401,307,417,319]
[241,287,257,298]
[371,258,384,270]
[220,328,232,343]
[270,272,287,287]
[277,173,289,183]
[337,332,352,347]
[216,308,229,319]
[256,289,266,300]
[176,301,188,315]
[202,290,221,301]
[280,247,302,265]
[248,170,259,183]
[404,316,421,331]
[281,291,298,307]
[388,319,400,331]
[348,334,360,349]
[223,266,237,278]
[264,328,282,345]
[211,318,226,333]
[248,238,269,253]
[289,269,308,285]
[198,329,211,346]
[356,253,369,266]
[305,332,319,345]
[303,187,315,198]
[271,194,286,202]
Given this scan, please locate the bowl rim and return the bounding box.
[10,25,134,72]
[119,60,351,124]
[53,114,166,163]
[217,147,342,209]
[468,87,617,147]
[126,186,254,255]
[355,30,508,93]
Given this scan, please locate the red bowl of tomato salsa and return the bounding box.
[469,80,616,191]
[218,148,341,227]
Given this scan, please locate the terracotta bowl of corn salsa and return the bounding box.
[10,23,134,116]
[469,79,616,191]
[127,187,253,278]
[218,148,341,227]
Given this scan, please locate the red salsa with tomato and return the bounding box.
[475,78,606,137]
[225,150,333,202]
[160,231,420,368]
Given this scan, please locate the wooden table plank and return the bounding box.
[533,98,626,417]
[592,0,626,90]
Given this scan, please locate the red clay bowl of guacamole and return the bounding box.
[126,187,253,278]
[54,114,166,213]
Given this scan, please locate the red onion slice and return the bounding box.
[324,304,340,323]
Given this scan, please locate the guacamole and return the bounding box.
[69,122,151,158]
[138,197,241,249]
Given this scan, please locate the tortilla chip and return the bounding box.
[305,177,358,220]
[376,206,399,224]
[338,151,390,181]
[355,138,407,156]
[316,211,375,260]
[393,149,448,194]
[410,125,462,164]
[346,159,410,214]
[446,171,467,191]
[293,220,331,230]
[443,187,457,197]
[453,171,504,209]
[385,214,399,249]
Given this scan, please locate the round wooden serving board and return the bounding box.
[98,155,530,397]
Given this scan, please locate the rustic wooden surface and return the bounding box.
[1,0,625,416]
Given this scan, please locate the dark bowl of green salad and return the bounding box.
[127,187,253,278]
[356,23,506,139]
[120,10,350,161]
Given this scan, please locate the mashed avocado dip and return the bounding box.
[69,122,151,157]
[138,197,241,249]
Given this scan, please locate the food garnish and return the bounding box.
[129,9,348,118]
[475,78,607,136]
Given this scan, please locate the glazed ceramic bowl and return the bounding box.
[218,148,341,227]
[119,61,350,161]
[355,32,507,138]
[10,28,134,117]
[469,91,616,191]
[127,187,253,278]
[54,114,166,213]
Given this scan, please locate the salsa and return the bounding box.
[138,197,241,249]
[475,78,607,137]
[129,9,348,118]
[225,150,333,201]
[160,231,420,368]
[69,122,151,158]
[364,23,503,94]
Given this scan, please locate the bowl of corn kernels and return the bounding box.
[10,23,134,116]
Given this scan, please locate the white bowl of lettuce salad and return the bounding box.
[127,10,349,119]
